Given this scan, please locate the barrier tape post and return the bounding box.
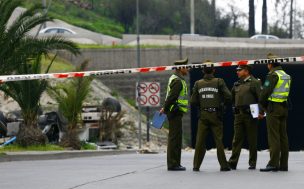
[0,56,303,84]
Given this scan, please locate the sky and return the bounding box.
[216,0,304,33]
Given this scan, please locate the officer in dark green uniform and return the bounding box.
[191,60,231,172]
[160,58,189,171]
[228,65,262,170]
[260,53,291,172]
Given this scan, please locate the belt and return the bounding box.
[203,108,218,112]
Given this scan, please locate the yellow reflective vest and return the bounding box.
[166,74,188,113]
[268,70,291,102]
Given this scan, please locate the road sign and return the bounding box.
[137,95,147,106]
[137,83,148,93]
[148,95,160,106]
[136,82,161,107]
[148,82,160,94]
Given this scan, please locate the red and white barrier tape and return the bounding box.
[0,56,303,83]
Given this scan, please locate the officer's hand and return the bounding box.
[258,114,264,120]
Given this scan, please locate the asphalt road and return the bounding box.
[1,151,303,189]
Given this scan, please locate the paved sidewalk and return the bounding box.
[0,149,137,162]
[0,151,303,189]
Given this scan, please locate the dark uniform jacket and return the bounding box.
[163,72,184,114]
[190,74,231,113]
[232,75,262,108]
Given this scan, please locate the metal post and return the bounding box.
[293,0,296,38]
[289,0,294,39]
[190,0,195,34]
[146,107,150,142]
[179,33,182,59]
[136,0,142,149]
[42,0,47,29]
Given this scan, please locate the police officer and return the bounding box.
[191,60,231,172]
[260,53,291,172]
[160,58,189,171]
[228,65,262,170]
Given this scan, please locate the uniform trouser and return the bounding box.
[193,111,229,169]
[229,113,258,167]
[167,111,183,168]
[266,102,289,168]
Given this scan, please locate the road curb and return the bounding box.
[0,150,138,162]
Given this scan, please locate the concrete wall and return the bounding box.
[59,47,303,70]
[123,34,304,44]
[58,46,304,146]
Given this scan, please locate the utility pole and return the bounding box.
[190,0,195,34]
[289,0,294,39]
[211,0,216,35]
[42,0,47,28]
[293,0,296,38]
[136,0,142,149]
[179,21,182,59]
[262,0,268,34]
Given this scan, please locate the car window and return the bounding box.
[45,29,58,34]
[257,35,267,39]
[58,29,65,34]
[268,36,277,39]
[63,30,73,34]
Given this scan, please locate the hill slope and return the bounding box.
[22,0,124,38]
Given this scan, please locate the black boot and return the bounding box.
[260,165,278,172]
[168,165,186,171]
[193,168,200,172]
[248,165,256,170]
[220,167,231,172]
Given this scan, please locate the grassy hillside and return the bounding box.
[22,0,124,38]
[41,54,75,73]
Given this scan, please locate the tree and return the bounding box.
[48,61,93,149]
[0,0,80,146]
[262,0,268,34]
[227,1,247,36]
[104,0,233,37]
[273,0,294,38]
[289,0,294,38]
[106,0,136,33]
[211,0,216,35]
[276,0,295,38]
[249,0,255,36]
[269,23,289,38]
[293,9,304,39]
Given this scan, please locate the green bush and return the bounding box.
[80,142,97,150]
[0,144,64,152]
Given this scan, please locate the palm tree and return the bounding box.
[0,55,55,146]
[0,0,80,146]
[48,61,93,149]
